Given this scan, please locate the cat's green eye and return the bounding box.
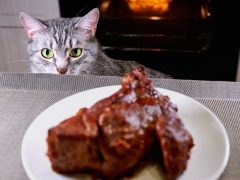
[41,48,53,59]
[69,48,82,57]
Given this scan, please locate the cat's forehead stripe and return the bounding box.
[52,34,58,48]
[38,18,88,51]
[63,30,68,46]
[50,27,74,49]
[45,39,52,49]
[69,39,73,48]
[50,41,53,50]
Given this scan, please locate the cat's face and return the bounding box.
[20,9,99,75]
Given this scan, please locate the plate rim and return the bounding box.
[21,85,230,180]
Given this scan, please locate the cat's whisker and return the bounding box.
[75,6,88,17]
[11,60,29,62]
[93,59,116,75]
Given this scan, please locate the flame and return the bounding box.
[127,0,172,13]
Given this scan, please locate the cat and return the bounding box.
[19,8,169,78]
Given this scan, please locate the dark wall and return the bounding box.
[59,0,240,81]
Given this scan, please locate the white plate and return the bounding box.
[21,86,230,180]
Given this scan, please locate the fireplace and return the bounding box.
[59,0,240,81]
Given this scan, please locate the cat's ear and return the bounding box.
[74,8,99,37]
[20,12,47,39]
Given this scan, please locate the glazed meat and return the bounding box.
[98,100,163,179]
[47,108,101,172]
[47,66,194,180]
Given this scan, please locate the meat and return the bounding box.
[156,115,194,180]
[98,101,163,179]
[47,66,194,180]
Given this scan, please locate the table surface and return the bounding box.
[0,72,240,180]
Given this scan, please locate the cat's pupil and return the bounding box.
[46,49,49,55]
[74,49,78,54]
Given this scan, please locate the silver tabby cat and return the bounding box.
[20,8,168,78]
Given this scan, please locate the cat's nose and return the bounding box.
[57,68,67,74]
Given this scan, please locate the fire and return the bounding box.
[127,0,172,13]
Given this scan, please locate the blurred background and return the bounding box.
[0,0,240,81]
